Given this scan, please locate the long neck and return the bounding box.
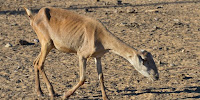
[101,31,138,60]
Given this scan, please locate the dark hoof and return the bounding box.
[63,91,73,100]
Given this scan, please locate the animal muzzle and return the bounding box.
[153,74,159,81]
[150,73,159,81]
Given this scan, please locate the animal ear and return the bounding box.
[140,50,148,60]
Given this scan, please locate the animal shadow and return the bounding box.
[116,86,200,99]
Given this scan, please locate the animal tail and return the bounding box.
[24,7,33,19]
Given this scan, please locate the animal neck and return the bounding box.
[102,32,138,60]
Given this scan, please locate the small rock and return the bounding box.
[173,19,179,22]
[149,33,153,35]
[159,47,163,50]
[16,80,21,83]
[157,6,163,9]
[164,47,169,51]
[6,12,11,15]
[119,22,128,26]
[85,8,89,12]
[170,63,175,67]
[127,8,136,13]
[171,88,176,91]
[33,39,39,43]
[178,74,185,79]
[155,10,159,13]
[145,9,158,13]
[153,26,160,30]
[5,70,10,74]
[17,66,21,69]
[117,0,122,5]
[19,40,34,45]
[5,43,12,47]
[154,18,158,21]
[52,75,56,79]
[113,9,118,13]
[174,22,184,26]
[85,8,92,12]
[14,70,18,72]
[146,89,151,92]
[11,23,18,26]
[183,76,193,80]
[19,40,30,45]
[114,9,123,13]
[153,47,157,50]
[85,81,90,84]
[129,22,139,28]
[181,49,185,52]
[158,60,162,65]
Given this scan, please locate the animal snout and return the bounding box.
[150,73,159,81]
[154,73,159,81]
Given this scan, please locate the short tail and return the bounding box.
[24,7,33,19]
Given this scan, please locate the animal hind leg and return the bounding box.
[33,53,43,97]
[34,41,55,98]
[33,52,41,65]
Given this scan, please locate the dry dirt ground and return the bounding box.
[0,0,200,100]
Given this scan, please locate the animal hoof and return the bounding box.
[63,91,73,99]
[103,96,109,100]
[49,93,54,97]
[37,91,43,97]
[50,95,54,100]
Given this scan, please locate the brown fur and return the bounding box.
[24,7,159,100]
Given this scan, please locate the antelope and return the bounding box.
[24,7,159,100]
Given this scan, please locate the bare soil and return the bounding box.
[0,0,199,100]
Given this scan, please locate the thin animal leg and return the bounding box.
[95,57,108,100]
[33,52,41,65]
[34,53,42,96]
[35,43,55,98]
[63,56,87,99]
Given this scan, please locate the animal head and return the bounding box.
[129,50,159,81]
